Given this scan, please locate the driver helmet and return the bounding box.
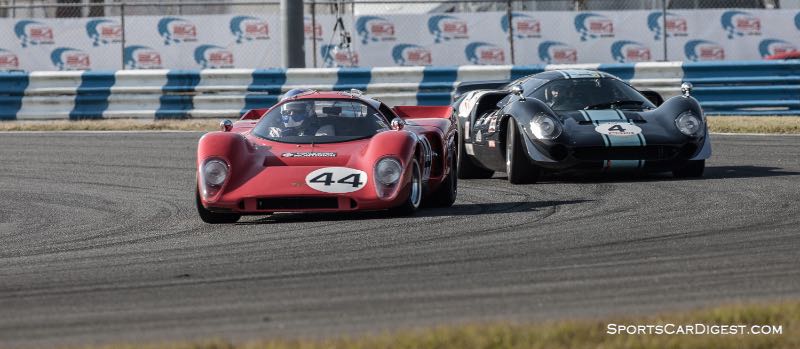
[280,88,310,101]
[547,84,564,105]
[280,101,314,129]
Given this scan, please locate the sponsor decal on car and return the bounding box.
[538,41,578,64]
[502,13,541,39]
[684,40,725,61]
[86,19,122,47]
[50,47,90,71]
[158,17,197,45]
[0,48,20,70]
[305,167,367,194]
[14,20,54,48]
[230,16,270,43]
[392,44,432,66]
[123,45,163,69]
[758,39,798,58]
[574,13,614,41]
[428,15,469,43]
[611,40,651,63]
[721,10,761,39]
[304,16,323,41]
[282,152,337,158]
[647,12,688,40]
[356,16,396,44]
[321,44,359,67]
[465,42,505,65]
[194,45,234,69]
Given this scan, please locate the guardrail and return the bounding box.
[0,61,797,120]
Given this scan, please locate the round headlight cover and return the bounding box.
[203,159,228,186]
[376,157,402,185]
[675,111,704,137]
[529,114,562,140]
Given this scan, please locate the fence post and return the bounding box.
[120,3,126,70]
[662,0,667,61]
[311,0,318,68]
[506,0,515,65]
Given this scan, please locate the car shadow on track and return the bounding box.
[490,165,799,184]
[235,199,591,225]
[703,165,800,179]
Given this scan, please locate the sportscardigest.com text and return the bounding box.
[607,324,783,335]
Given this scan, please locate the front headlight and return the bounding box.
[675,111,704,137]
[375,157,402,185]
[529,114,563,140]
[203,159,229,187]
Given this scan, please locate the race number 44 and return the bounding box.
[305,167,368,193]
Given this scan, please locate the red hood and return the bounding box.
[246,135,371,167]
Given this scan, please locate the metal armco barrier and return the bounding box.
[1,61,797,120]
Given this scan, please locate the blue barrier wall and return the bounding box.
[0,61,797,120]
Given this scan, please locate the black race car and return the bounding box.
[453,69,711,184]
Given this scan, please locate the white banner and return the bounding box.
[1,9,799,71]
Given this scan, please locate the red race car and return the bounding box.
[196,90,458,223]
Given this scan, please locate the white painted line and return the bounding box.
[0,130,205,134]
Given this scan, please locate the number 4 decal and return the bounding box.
[309,172,335,186]
[337,173,363,188]
[608,124,626,132]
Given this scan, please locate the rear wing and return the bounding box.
[453,80,510,102]
[392,106,454,119]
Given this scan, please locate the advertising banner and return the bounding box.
[1,9,799,71]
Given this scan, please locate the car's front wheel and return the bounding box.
[506,119,540,184]
[196,188,241,224]
[390,159,423,215]
[673,160,705,178]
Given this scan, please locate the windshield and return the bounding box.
[531,78,654,111]
[251,99,390,144]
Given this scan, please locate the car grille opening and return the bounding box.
[256,197,339,210]
[572,146,685,161]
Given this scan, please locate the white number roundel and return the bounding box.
[595,123,642,137]
[305,167,368,194]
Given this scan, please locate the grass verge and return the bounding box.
[84,300,798,349]
[1,117,800,134]
[707,116,800,134]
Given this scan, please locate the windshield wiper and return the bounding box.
[584,100,646,110]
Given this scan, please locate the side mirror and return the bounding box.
[640,90,664,107]
[390,118,406,131]
[220,119,233,132]
[510,84,525,102]
[681,82,693,97]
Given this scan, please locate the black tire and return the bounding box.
[428,148,458,208]
[673,160,705,178]
[196,188,241,224]
[457,126,494,179]
[390,159,423,216]
[505,118,540,184]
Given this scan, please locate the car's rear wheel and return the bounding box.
[196,188,241,224]
[673,160,705,178]
[429,148,458,208]
[390,159,422,215]
[457,127,494,179]
[506,119,540,184]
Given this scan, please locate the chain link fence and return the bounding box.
[0,0,796,70]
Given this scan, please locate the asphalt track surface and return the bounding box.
[0,132,798,347]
